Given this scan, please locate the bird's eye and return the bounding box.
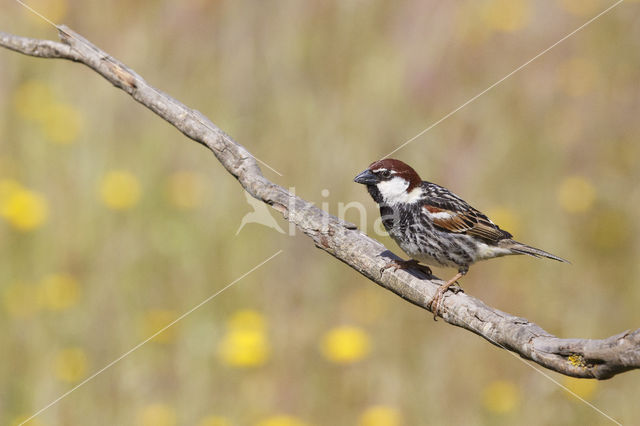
[379,170,391,178]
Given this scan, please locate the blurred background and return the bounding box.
[1,0,639,425]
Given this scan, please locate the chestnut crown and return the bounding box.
[353,159,422,192]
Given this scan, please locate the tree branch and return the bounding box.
[2,27,638,380]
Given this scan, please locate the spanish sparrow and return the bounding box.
[354,159,568,319]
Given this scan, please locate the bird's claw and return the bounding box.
[428,289,447,321]
[427,280,462,321]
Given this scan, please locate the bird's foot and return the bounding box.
[380,259,432,277]
[427,287,447,322]
[427,271,464,321]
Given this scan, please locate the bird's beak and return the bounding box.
[354,169,378,185]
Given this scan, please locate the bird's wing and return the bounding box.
[421,183,512,243]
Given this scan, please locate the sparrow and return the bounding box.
[354,158,568,320]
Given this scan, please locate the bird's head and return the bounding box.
[354,159,423,205]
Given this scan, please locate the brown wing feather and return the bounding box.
[423,204,511,244]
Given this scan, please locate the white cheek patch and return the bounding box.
[377,177,408,196]
[377,177,422,205]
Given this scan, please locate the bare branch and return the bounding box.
[2,27,638,380]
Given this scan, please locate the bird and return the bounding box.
[354,158,568,320]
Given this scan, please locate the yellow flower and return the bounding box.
[562,377,598,400]
[558,0,601,16]
[482,0,530,32]
[556,176,596,213]
[358,405,402,426]
[320,325,371,364]
[228,309,266,330]
[198,415,233,426]
[218,329,269,367]
[484,206,520,236]
[218,310,270,367]
[137,403,177,426]
[483,380,520,414]
[140,309,179,343]
[255,415,309,426]
[3,282,41,318]
[13,80,54,121]
[166,171,205,209]
[556,57,599,97]
[100,170,141,210]
[54,347,88,383]
[39,274,80,311]
[41,103,83,144]
[0,185,48,231]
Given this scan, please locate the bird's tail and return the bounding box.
[502,240,570,263]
